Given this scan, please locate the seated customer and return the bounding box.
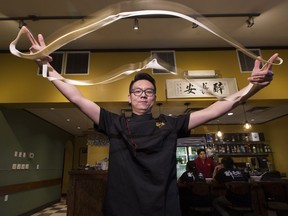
[213,156,250,216]
[212,161,224,178]
[178,160,206,184]
[194,148,216,178]
[178,160,206,216]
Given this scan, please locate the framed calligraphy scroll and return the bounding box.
[166,78,238,99]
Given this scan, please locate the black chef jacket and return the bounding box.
[99,108,190,216]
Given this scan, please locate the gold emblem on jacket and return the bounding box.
[156,121,165,128]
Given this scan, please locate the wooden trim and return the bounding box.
[0,178,62,196]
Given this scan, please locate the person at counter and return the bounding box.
[178,160,206,216]
[178,160,206,184]
[29,33,278,216]
[213,156,249,183]
[213,156,250,216]
[194,148,216,178]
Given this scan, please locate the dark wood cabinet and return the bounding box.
[67,170,108,216]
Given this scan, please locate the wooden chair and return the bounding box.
[258,181,288,215]
[223,181,254,216]
[188,182,214,215]
[260,171,281,181]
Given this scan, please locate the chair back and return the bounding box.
[259,181,288,203]
[225,181,253,206]
[188,182,213,213]
[260,171,281,181]
[189,182,213,207]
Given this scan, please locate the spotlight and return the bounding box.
[133,18,139,30]
[246,16,254,28]
[192,18,199,29]
[19,20,27,29]
[192,22,199,29]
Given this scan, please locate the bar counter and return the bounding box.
[178,179,288,216]
[67,169,287,216]
[67,170,108,216]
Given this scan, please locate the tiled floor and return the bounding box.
[31,197,67,216]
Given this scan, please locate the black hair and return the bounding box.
[186,160,197,171]
[221,156,234,169]
[129,73,156,94]
[197,148,206,155]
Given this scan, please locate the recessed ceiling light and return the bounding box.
[77,126,81,130]
[50,108,55,110]
[66,118,70,122]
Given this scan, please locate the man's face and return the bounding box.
[128,79,156,115]
[198,151,206,160]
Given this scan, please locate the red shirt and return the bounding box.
[194,157,216,178]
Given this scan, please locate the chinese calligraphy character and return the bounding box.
[184,83,196,94]
[213,81,224,94]
[201,82,209,94]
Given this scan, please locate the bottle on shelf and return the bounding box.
[252,145,257,153]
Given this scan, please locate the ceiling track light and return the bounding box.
[246,16,254,28]
[18,20,27,29]
[242,103,252,130]
[192,18,199,29]
[133,18,139,30]
[192,22,199,29]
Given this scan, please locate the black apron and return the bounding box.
[99,108,190,216]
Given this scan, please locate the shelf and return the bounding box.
[216,153,270,157]
[208,141,266,145]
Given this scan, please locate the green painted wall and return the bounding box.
[0,107,74,216]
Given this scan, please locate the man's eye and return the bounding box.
[134,90,142,94]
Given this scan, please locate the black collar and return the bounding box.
[130,112,153,121]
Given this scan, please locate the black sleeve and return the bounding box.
[98,108,119,134]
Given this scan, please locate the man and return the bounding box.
[29,33,277,216]
[214,156,249,183]
[194,148,216,178]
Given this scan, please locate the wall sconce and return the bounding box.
[242,103,252,130]
[184,70,218,78]
[246,16,254,28]
[133,18,139,30]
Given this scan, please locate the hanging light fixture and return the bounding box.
[216,120,223,138]
[242,103,252,130]
[133,18,139,30]
[86,128,109,146]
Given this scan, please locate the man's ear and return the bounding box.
[128,94,131,103]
